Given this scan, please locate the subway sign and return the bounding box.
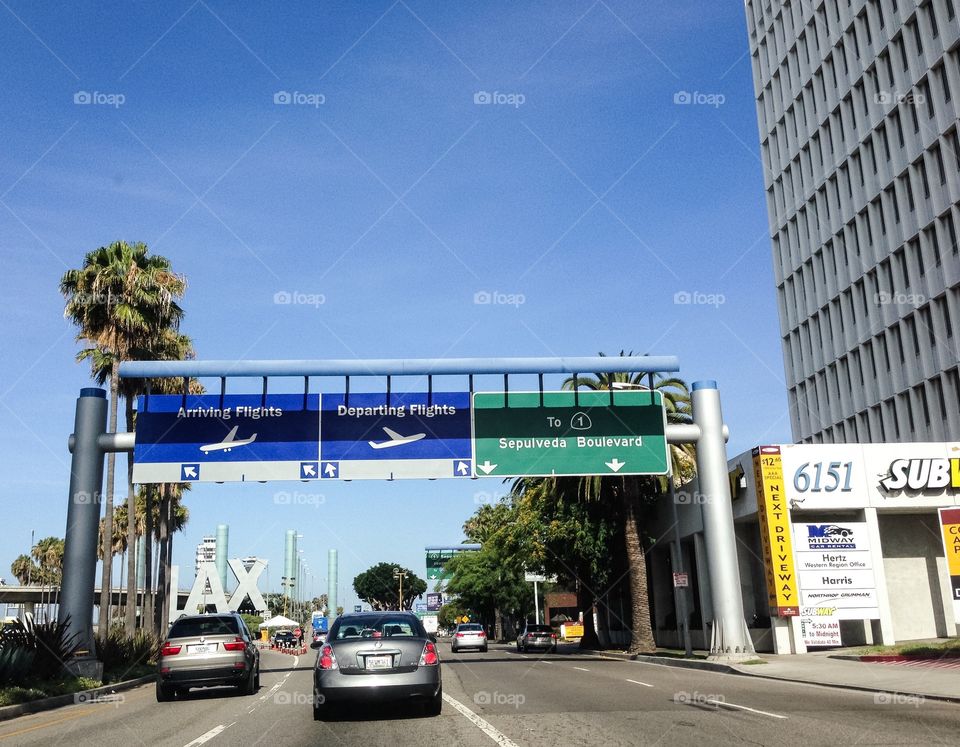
[879,458,960,493]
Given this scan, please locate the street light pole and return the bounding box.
[393,567,407,611]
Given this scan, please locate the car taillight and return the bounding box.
[551,633,557,639]
[419,641,439,666]
[318,644,338,670]
[223,636,246,651]
[478,631,486,638]
[161,642,181,656]
[456,632,464,638]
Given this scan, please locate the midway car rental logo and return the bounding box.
[805,524,857,550]
[879,457,960,493]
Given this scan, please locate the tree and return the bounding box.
[61,240,186,634]
[10,555,38,585]
[353,563,426,610]
[562,354,695,654]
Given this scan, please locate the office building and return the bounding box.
[745,0,960,442]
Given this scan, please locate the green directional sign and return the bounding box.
[472,390,668,477]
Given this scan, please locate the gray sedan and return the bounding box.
[313,612,441,719]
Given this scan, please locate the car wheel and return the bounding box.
[451,646,457,654]
[425,687,442,717]
[516,643,520,652]
[254,666,260,691]
[550,645,557,654]
[155,680,174,702]
[481,645,488,653]
[242,669,256,695]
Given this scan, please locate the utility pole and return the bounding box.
[393,567,407,610]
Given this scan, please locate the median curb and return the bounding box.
[597,651,737,674]
[0,674,154,722]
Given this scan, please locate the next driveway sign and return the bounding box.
[471,390,668,477]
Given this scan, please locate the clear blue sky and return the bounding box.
[0,0,790,610]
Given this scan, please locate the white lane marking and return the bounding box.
[707,699,787,719]
[442,693,521,747]
[182,722,234,747]
[626,679,654,687]
[572,666,590,671]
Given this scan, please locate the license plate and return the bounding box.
[188,644,214,654]
[365,655,392,669]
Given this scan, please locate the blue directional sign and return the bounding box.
[133,394,320,483]
[320,392,472,479]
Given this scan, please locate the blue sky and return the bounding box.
[0,1,790,610]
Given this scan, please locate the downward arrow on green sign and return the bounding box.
[471,390,669,478]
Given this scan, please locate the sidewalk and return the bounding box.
[597,647,960,703]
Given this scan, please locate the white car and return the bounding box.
[451,623,487,653]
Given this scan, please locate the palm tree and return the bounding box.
[10,554,38,585]
[562,352,694,655]
[61,240,186,634]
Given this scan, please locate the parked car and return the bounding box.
[273,630,297,647]
[516,623,557,653]
[313,611,441,719]
[156,612,260,701]
[450,622,487,653]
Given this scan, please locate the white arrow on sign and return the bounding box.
[605,458,625,472]
[303,465,316,477]
[183,466,198,479]
[324,463,337,477]
[456,461,470,475]
[477,460,498,475]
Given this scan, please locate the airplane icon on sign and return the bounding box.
[368,427,426,450]
[199,425,258,453]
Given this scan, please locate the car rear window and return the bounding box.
[333,616,421,639]
[458,624,483,631]
[169,616,239,638]
[527,625,554,633]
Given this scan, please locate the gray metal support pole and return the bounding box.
[60,388,108,665]
[691,381,755,660]
[327,549,338,629]
[668,482,693,656]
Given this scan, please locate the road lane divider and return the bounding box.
[572,666,590,672]
[442,693,521,747]
[626,679,654,687]
[182,721,235,747]
[707,699,787,719]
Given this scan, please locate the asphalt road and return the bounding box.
[2,643,958,746]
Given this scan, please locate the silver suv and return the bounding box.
[156,612,260,701]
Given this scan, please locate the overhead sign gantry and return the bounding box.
[58,355,756,668]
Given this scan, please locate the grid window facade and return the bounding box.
[746,0,960,443]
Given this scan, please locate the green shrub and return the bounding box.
[95,627,159,675]
[0,646,35,687]
[0,617,83,683]
[31,618,84,680]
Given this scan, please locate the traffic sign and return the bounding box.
[320,392,472,479]
[472,390,668,477]
[133,394,320,483]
